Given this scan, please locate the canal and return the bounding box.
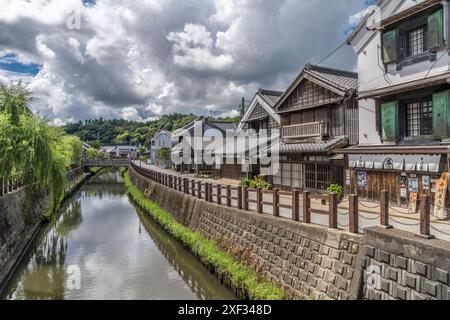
[1,172,235,300]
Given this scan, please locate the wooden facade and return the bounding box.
[273,65,358,191]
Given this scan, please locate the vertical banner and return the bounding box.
[408,192,418,214]
[434,172,449,219]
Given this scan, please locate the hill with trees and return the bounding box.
[63,113,240,148]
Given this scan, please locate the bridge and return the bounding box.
[82,159,130,167]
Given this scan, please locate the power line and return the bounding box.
[316,41,347,66]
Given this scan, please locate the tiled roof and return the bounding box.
[305,64,358,92]
[275,136,348,154]
[258,89,283,107]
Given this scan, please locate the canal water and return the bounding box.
[1,172,235,300]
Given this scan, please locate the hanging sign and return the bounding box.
[431,176,437,192]
[434,173,449,219]
[357,171,367,187]
[422,176,430,190]
[408,177,419,193]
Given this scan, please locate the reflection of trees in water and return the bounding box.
[9,225,68,300]
[6,196,85,299]
[133,203,235,300]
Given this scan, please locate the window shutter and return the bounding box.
[433,90,450,138]
[382,29,399,64]
[375,99,381,134]
[381,101,398,142]
[428,9,444,51]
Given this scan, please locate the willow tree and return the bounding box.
[0,82,80,213]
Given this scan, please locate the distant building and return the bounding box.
[100,145,138,159]
[149,130,173,168]
[171,119,237,176]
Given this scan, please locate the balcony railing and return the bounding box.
[281,121,328,139]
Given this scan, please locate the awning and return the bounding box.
[271,136,348,154]
[348,154,441,173]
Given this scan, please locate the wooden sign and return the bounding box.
[408,192,418,214]
[434,172,449,219]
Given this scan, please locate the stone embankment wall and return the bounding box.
[130,167,450,300]
[129,167,364,300]
[362,226,450,300]
[0,189,48,272]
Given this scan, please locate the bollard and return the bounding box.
[226,185,231,207]
[349,195,359,234]
[291,189,299,221]
[197,181,202,199]
[419,195,434,239]
[243,187,249,211]
[237,186,243,209]
[217,185,222,205]
[273,188,280,217]
[380,190,392,228]
[329,193,338,229]
[303,191,311,223]
[205,183,210,202]
[256,188,263,214]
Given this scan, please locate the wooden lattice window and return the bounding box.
[406,100,433,137]
[305,163,330,190]
[407,26,428,57]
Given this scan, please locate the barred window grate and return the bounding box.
[407,26,428,57]
[407,100,433,137]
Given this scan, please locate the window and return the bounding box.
[407,26,428,57]
[406,100,433,137]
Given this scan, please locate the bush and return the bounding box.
[327,184,344,200]
[240,174,272,191]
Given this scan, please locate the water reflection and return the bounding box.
[1,172,234,300]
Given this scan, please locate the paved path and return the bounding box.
[133,161,450,241]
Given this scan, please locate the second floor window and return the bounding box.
[407,26,428,57]
[406,100,433,137]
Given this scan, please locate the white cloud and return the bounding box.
[0,0,369,123]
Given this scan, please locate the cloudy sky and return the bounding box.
[0,0,376,124]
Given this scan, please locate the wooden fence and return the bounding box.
[0,177,23,196]
[130,163,438,239]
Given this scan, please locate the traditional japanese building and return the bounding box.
[271,64,359,191]
[343,0,450,218]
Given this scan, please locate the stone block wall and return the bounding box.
[0,188,48,272]
[362,226,450,300]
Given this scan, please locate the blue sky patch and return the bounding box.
[0,53,41,76]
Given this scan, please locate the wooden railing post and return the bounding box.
[237,186,243,209]
[197,181,202,199]
[243,187,249,211]
[217,185,222,205]
[329,193,338,229]
[256,188,263,214]
[191,180,195,196]
[205,183,210,202]
[226,185,231,207]
[420,195,433,239]
[169,175,173,189]
[303,191,311,223]
[184,178,188,194]
[292,189,300,221]
[273,188,279,217]
[209,184,213,202]
[380,190,391,228]
[178,177,182,192]
[349,194,359,234]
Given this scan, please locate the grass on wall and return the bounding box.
[123,170,285,300]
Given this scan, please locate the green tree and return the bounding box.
[0,82,32,124]
[0,83,82,213]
